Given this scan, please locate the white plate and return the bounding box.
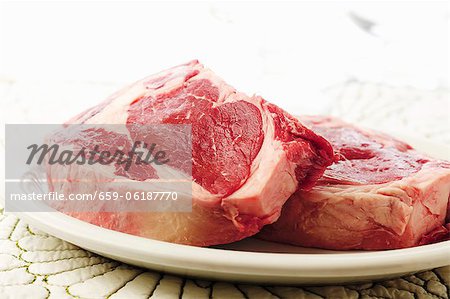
[12,135,450,285]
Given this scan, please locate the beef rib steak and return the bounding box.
[47,61,334,246]
[259,116,450,250]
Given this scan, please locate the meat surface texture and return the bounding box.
[48,61,334,246]
[259,116,450,250]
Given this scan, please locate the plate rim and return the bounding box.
[13,209,450,280]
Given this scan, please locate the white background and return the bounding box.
[0,1,448,119]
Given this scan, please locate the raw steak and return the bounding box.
[47,61,334,246]
[259,116,450,250]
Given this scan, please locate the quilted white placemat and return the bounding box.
[0,211,448,299]
[0,80,449,298]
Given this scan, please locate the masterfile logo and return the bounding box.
[26,140,170,171]
[4,124,193,213]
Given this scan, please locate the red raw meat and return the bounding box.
[259,116,450,250]
[48,61,334,246]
